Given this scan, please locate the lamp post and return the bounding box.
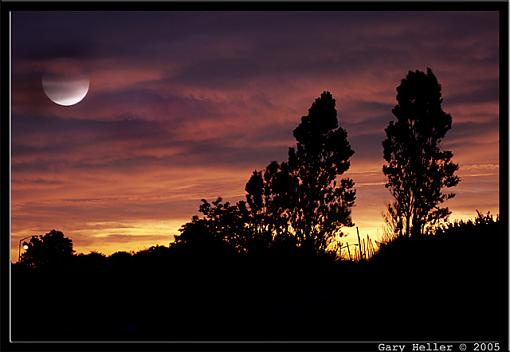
[18,235,32,263]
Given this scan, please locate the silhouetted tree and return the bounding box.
[383,68,459,238]
[108,251,133,268]
[20,229,74,269]
[75,251,107,270]
[243,164,298,254]
[173,198,243,256]
[245,91,356,255]
[174,92,355,257]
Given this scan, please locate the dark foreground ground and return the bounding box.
[11,217,506,342]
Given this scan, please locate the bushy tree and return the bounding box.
[173,198,245,256]
[244,163,298,253]
[20,229,74,268]
[382,68,459,238]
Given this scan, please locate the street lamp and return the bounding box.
[18,235,33,263]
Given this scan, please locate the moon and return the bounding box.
[42,72,90,106]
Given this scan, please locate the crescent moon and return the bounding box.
[42,73,90,106]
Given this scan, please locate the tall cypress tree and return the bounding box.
[244,91,356,255]
[383,68,460,238]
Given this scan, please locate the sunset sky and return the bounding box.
[11,11,500,259]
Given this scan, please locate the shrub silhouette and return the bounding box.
[383,68,459,238]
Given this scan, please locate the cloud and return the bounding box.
[445,78,499,106]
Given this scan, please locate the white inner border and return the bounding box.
[7,9,509,347]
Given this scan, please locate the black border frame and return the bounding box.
[1,2,508,352]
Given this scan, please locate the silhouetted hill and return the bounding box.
[363,213,504,341]
[11,213,504,342]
